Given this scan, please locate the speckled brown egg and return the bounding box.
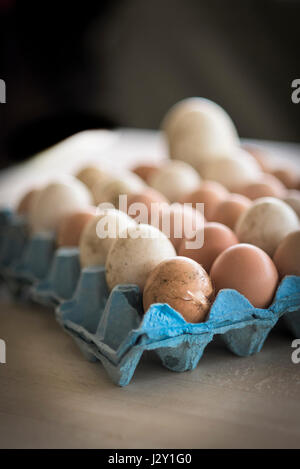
[16,188,40,215]
[178,222,238,272]
[210,243,279,308]
[273,230,300,278]
[57,207,97,247]
[178,180,228,221]
[143,256,214,323]
[131,164,160,183]
[125,188,170,224]
[157,203,205,252]
[211,194,252,230]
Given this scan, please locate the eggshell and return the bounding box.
[16,188,40,215]
[178,222,238,272]
[242,144,271,172]
[238,175,286,200]
[162,98,239,167]
[211,193,252,230]
[92,173,146,207]
[200,148,261,190]
[105,224,176,291]
[235,197,299,256]
[131,164,160,183]
[157,203,205,252]
[283,190,300,218]
[57,207,97,247]
[273,230,300,278]
[125,188,170,224]
[143,256,214,323]
[29,177,93,234]
[210,243,279,308]
[79,209,136,267]
[178,180,228,221]
[76,165,112,191]
[270,168,300,190]
[148,160,201,202]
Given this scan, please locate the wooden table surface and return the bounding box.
[0,130,299,449]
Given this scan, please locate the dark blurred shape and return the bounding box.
[1,0,299,169]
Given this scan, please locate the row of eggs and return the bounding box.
[14,98,300,323]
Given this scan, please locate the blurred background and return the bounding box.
[1,0,300,169]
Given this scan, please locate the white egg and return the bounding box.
[283,190,300,218]
[235,197,299,256]
[200,148,261,190]
[29,176,92,234]
[105,224,177,291]
[92,172,146,207]
[79,208,136,267]
[162,97,239,167]
[148,160,201,202]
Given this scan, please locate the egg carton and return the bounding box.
[0,208,299,386]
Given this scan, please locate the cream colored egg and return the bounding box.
[105,224,177,291]
[200,148,261,190]
[76,165,112,191]
[79,208,136,267]
[283,190,300,218]
[162,98,239,167]
[148,160,201,202]
[29,176,92,234]
[235,197,299,256]
[92,173,146,207]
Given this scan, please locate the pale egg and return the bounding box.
[148,160,201,202]
[105,224,176,291]
[235,197,299,256]
[79,208,136,267]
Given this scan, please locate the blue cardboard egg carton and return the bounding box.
[0,208,299,386]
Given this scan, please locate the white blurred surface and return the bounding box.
[0,128,299,208]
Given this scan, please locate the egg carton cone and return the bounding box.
[56,265,300,386]
[31,247,81,307]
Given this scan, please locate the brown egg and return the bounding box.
[143,256,214,323]
[178,180,228,221]
[178,222,238,272]
[242,144,271,172]
[57,207,97,247]
[273,230,300,278]
[211,194,252,230]
[238,175,286,200]
[157,203,205,252]
[271,168,300,190]
[17,188,40,215]
[210,243,279,308]
[131,164,160,183]
[126,188,169,224]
